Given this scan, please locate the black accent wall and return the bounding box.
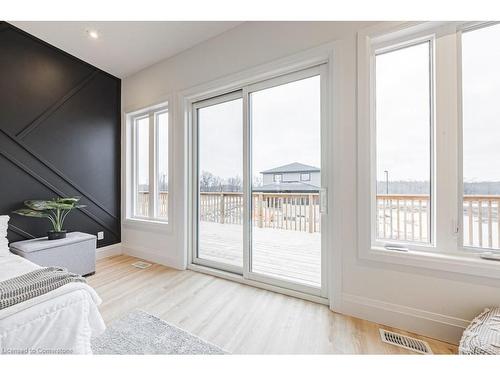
[0,22,121,247]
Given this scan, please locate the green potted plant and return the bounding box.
[13,197,86,240]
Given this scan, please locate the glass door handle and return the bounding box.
[320,188,328,214]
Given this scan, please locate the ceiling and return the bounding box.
[11,21,243,78]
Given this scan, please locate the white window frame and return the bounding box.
[371,35,437,251]
[457,22,500,253]
[124,101,172,228]
[274,174,283,182]
[300,173,311,182]
[358,21,500,279]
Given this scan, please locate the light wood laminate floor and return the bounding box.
[88,255,458,354]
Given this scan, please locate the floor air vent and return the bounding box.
[131,261,152,269]
[379,329,432,354]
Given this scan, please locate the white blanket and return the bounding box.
[0,254,105,354]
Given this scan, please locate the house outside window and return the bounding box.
[301,173,311,182]
[256,163,320,192]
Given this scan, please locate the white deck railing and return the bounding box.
[137,191,320,233]
[136,192,500,248]
[135,191,169,218]
[377,194,500,249]
[462,195,500,249]
[376,194,430,243]
[199,192,321,233]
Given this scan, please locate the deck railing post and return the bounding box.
[258,194,263,228]
[219,193,225,224]
[308,194,314,233]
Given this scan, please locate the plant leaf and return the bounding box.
[13,208,50,218]
[57,197,80,204]
[24,200,75,210]
[49,202,75,210]
[24,200,54,211]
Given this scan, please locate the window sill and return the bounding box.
[122,218,171,234]
[361,245,500,280]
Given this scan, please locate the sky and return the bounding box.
[198,76,321,182]
[157,112,168,188]
[198,98,243,181]
[375,41,431,184]
[462,23,500,182]
[137,112,168,187]
[137,117,149,186]
[376,23,500,185]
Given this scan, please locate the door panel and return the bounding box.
[248,73,322,290]
[195,94,244,271]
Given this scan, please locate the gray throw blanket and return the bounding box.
[0,267,86,310]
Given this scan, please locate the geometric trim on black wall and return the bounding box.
[0,22,121,247]
[17,71,99,139]
[0,149,119,238]
[1,125,118,221]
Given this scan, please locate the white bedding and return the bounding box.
[0,254,105,354]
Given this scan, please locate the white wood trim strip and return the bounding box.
[341,292,470,344]
[96,243,122,260]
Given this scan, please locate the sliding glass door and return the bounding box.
[193,65,327,297]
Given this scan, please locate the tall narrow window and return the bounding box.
[462,24,500,250]
[130,104,169,222]
[135,116,150,218]
[375,41,432,244]
[156,111,169,220]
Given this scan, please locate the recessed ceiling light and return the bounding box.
[86,29,99,39]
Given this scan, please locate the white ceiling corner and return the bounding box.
[10,21,243,78]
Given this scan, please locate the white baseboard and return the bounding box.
[96,243,123,260]
[341,293,470,344]
[121,244,185,270]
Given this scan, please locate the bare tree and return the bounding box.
[200,171,244,192]
[226,175,242,192]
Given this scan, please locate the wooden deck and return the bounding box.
[198,222,321,287]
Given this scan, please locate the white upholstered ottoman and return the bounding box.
[9,232,97,276]
[459,307,500,355]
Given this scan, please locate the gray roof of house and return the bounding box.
[253,182,319,193]
[261,162,320,174]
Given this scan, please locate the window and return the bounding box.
[300,173,311,181]
[129,103,169,222]
[156,111,169,220]
[274,174,282,183]
[134,116,150,217]
[462,24,500,250]
[374,41,432,245]
[360,21,500,262]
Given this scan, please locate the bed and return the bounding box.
[0,247,105,354]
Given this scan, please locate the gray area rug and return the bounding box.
[91,310,226,354]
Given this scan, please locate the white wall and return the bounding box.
[122,21,500,344]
